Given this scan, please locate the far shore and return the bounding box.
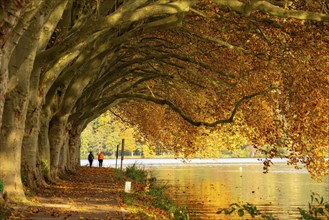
[80,157,291,167]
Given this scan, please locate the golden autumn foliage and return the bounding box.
[1,0,328,203]
[111,0,329,179]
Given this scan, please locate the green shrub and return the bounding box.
[147,183,193,220]
[216,192,328,220]
[122,192,137,206]
[0,179,3,192]
[147,183,172,210]
[298,192,329,220]
[120,165,194,220]
[124,164,148,182]
[170,206,193,220]
[216,202,267,219]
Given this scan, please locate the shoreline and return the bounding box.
[81,157,290,167]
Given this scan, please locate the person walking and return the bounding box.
[88,151,94,167]
[98,151,104,167]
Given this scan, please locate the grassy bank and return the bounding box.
[115,164,197,219]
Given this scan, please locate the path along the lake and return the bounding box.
[3,167,130,220]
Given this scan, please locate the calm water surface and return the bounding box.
[81,158,329,219]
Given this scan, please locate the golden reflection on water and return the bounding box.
[153,163,329,220]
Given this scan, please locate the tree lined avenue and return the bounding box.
[0,0,328,202]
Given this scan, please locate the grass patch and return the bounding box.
[0,179,3,192]
[122,192,138,206]
[125,163,148,182]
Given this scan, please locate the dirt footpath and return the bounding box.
[4,167,129,220]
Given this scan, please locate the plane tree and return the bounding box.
[0,0,328,202]
[114,0,329,176]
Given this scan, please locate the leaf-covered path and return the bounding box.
[5,167,128,220]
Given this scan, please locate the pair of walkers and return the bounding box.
[88,151,104,167]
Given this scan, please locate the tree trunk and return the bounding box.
[68,126,83,171]
[48,116,67,180]
[20,0,68,189]
[21,98,48,190]
[0,56,9,130]
[0,0,40,130]
[0,93,28,201]
[38,110,52,182]
[0,15,43,200]
[58,132,69,175]
[21,62,44,191]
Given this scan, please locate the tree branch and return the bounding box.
[111,87,274,127]
[214,0,329,21]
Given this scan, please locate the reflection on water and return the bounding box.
[152,163,329,220]
[81,158,329,219]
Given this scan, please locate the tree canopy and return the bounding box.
[0,0,328,202]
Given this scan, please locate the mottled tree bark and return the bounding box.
[38,110,52,181]
[21,0,68,190]
[68,131,81,171]
[0,0,39,130]
[0,19,40,200]
[48,116,66,180]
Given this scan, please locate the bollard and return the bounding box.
[125,181,131,193]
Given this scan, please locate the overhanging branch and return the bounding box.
[214,0,329,22]
[112,87,274,127]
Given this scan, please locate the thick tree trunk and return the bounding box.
[68,127,82,171]
[20,1,67,187]
[58,132,69,175]
[0,0,40,129]
[0,93,28,201]
[22,100,47,190]
[0,1,30,127]
[38,110,52,182]
[0,14,43,200]
[48,116,67,180]
[21,62,44,190]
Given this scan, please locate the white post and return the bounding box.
[125,181,131,193]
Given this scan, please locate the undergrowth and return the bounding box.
[119,164,197,220]
[217,192,329,220]
[0,179,3,192]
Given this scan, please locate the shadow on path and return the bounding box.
[8,167,127,220]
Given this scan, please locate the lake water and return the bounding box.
[81,158,329,219]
